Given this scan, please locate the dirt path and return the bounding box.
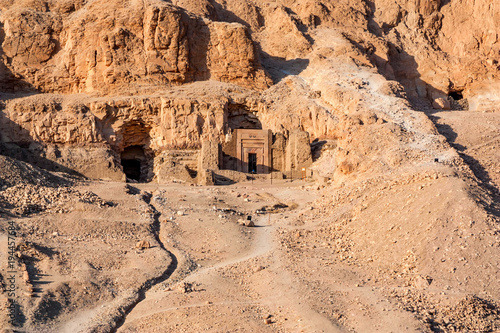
[9,178,482,332]
[5,174,495,332]
[109,187,179,333]
[114,182,345,332]
[113,181,431,332]
[117,216,275,327]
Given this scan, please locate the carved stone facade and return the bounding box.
[236,129,272,174]
[205,128,312,180]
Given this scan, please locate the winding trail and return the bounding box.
[109,190,179,333]
[117,206,343,332]
[185,219,274,281]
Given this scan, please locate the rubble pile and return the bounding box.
[0,155,109,215]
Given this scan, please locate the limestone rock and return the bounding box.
[198,141,220,171]
[432,98,451,110]
[23,270,30,284]
[253,265,264,273]
[198,169,215,186]
[366,0,500,105]
[285,129,313,173]
[0,0,270,93]
[136,240,151,250]
[0,0,498,187]
[338,161,355,175]
[412,275,433,289]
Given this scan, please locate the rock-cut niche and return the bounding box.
[118,121,153,182]
[121,145,145,181]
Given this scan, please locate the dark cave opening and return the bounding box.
[121,145,146,182]
[121,159,141,181]
[448,90,464,100]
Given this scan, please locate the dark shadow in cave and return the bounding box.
[448,90,463,100]
[121,145,146,182]
[121,159,141,181]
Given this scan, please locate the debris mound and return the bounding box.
[0,155,69,189]
[0,155,108,215]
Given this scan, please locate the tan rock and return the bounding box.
[338,161,355,175]
[136,240,151,250]
[432,98,451,110]
[23,270,30,283]
[177,282,194,293]
[0,0,269,94]
[413,275,433,289]
[253,265,264,273]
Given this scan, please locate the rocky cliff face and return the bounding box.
[1,2,499,331]
[365,0,500,109]
[0,84,263,149]
[1,0,497,100]
[0,0,270,94]
[0,0,498,182]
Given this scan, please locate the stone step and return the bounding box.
[160,150,200,170]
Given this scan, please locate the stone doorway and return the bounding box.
[121,145,146,182]
[248,153,257,173]
[236,129,271,174]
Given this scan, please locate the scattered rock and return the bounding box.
[136,240,151,250]
[432,98,451,110]
[23,270,30,283]
[178,282,194,293]
[253,265,265,273]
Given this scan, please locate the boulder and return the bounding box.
[432,98,451,110]
[135,240,151,250]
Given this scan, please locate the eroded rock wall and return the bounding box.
[0,0,498,184]
[205,0,499,109]
[0,0,270,94]
[1,0,498,104]
[350,0,499,108]
[0,89,264,151]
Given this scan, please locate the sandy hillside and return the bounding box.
[0,0,499,332]
[1,130,499,332]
